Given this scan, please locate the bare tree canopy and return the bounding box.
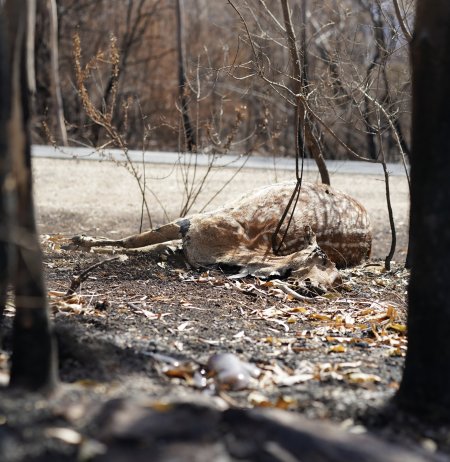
[34,0,412,164]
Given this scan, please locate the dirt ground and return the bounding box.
[1,157,447,461]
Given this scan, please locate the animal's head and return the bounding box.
[249,226,341,295]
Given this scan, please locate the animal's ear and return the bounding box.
[303,225,317,247]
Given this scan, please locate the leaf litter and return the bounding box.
[1,229,446,460]
[1,236,411,435]
[34,235,408,399]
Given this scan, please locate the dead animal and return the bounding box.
[73,181,371,294]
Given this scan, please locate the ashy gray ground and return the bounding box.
[1,157,439,462]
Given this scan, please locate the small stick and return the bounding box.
[271,279,325,301]
[66,256,120,296]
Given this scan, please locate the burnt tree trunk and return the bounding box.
[0,0,58,391]
[176,0,196,153]
[0,12,10,323]
[396,0,450,421]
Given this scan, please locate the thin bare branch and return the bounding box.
[392,0,413,42]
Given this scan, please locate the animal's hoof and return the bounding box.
[71,234,96,248]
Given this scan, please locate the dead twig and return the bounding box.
[66,256,121,296]
[392,0,413,42]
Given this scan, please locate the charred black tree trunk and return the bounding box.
[396,0,450,421]
[0,15,11,323]
[176,0,196,153]
[0,0,58,391]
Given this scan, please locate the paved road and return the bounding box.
[32,145,408,177]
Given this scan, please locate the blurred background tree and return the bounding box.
[33,0,413,162]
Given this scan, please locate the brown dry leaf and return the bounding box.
[366,312,391,323]
[248,392,296,410]
[263,336,296,347]
[248,391,272,407]
[49,291,88,315]
[346,372,382,384]
[150,401,175,412]
[386,304,397,320]
[261,306,284,318]
[359,308,376,316]
[42,234,68,252]
[275,395,297,410]
[52,301,84,315]
[261,361,314,387]
[388,347,406,357]
[388,322,407,333]
[164,365,196,381]
[328,344,347,353]
[337,361,363,369]
[290,306,309,313]
[315,364,344,382]
[48,290,66,297]
[326,336,351,344]
[309,313,332,321]
[73,379,104,389]
[274,372,315,386]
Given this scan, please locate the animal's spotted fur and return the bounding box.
[73,181,371,292]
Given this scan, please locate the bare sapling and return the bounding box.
[73,33,154,229]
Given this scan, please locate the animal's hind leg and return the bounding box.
[72,222,182,249]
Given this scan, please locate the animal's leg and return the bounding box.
[72,222,182,249]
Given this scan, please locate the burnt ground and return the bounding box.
[0,159,448,461]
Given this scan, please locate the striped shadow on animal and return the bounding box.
[73,181,372,294]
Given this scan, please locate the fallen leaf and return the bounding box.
[274,373,315,386]
[290,306,309,313]
[275,395,297,410]
[309,313,331,321]
[328,344,347,353]
[346,372,381,384]
[45,427,82,445]
[388,322,407,333]
[248,391,271,407]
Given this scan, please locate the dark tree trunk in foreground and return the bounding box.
[0,0,58,391]
[396,1,450,421]
[0,11,10,322]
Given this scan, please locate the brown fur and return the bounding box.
[73,181,371,292]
